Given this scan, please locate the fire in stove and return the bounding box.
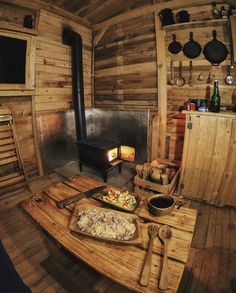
[120,145,135,162]
[107,148,118,162]
[107,145,135,162]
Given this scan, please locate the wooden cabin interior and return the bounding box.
[0,0,236,292]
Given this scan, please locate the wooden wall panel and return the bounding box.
[165,5,236,160]
[35,9,92,112]
[0,3,92,177]
[94,14,157,109]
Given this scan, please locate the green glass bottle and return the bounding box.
[210,80,221,113]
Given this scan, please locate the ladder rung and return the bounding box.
[0,116,12,122]
[0,109,11,116]
[0,174,24,188]
[0,171,21,182]
[0,138,14,146]
[0,156,18,165]
[0,150,16,159]
[0,144,16,152]
[0,181,26,194]
[0,131,13,139]
[0,125,11,132]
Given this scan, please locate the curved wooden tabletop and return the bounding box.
[21,174,197,293]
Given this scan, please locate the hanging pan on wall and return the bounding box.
[168,34,182,54]
[183,32,202,59]
[203,30,228,66]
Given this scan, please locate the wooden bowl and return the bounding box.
[147,194,175,216]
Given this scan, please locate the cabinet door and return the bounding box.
[216,119,236,207]
[179,114,232,205]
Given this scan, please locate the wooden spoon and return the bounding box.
[207,71,212,84]
[140,224,158,287]
[169,60,175,85]
[188,61,194,87]
[158,225,173,290]
[176,61,185,87]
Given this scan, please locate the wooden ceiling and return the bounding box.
[38,0,235,27]
[40,0,156,25]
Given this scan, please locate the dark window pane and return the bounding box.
[0,36,27,84]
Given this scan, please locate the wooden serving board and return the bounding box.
[21,174,197,292]
[69,204,143,245]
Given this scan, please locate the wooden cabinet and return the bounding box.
[179,111,236,207]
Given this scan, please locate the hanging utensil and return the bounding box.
[203,30,228,66]
[176,61,185,87]
[225,62,234,85]
[207,71,212,83]
[140,225,158,287]
[168,34,182,54]
[158,225,173,290]
[183,31,202,59]
[188,61,194,87]
[169,60,175,85]
[198,72,204,81]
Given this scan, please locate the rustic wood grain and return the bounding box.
[179,111,236,207]
[21,174,197,292]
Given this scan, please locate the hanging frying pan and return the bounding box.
[203,30,228,66]
[183,32,202,59]
[168,34,182,54]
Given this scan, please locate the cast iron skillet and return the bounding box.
[183,32,202,59]
[168,34,182,54]
[203,30,228,66]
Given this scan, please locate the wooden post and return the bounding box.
[230,15,236,61]
[155,14,167,158]
[31,95,45,176]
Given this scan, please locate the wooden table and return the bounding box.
[21,175,197,293]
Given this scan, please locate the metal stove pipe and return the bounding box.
[62,28,87,141]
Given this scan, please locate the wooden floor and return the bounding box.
[0,172,235,293]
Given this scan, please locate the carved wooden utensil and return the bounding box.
[188,61,194,87]
[176,61,185,87]
[140,225,158,287]
[169,60,175,85]
[158,225,173,290]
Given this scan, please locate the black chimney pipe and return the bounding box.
[62,28,87,141]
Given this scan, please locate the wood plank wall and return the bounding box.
[35,9,92,112]
[0,3,92,177]
[94,3,236,160]
[94,14,158,109]
[166,5,236,159]
[166,4,235,160]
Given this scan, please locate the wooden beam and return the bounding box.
[155,15,167,159]
[230,15,236,62]
[93,26,108,47]
[1,0,91,28]
[93,0,228,30]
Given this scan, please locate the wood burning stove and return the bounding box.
[63,29,137,181]
[78,139,122,182]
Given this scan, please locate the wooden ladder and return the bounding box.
[0,108,31,195]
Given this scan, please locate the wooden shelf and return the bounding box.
[182,110,236,118]
[0,20,38,35]
[163,18,229,31]
[167,84,235,89]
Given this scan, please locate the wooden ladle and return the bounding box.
[158,225,173,290]
[169,60,175,85]
[188,61,194,87]
[140,224,158,287]
[176,61,185,87]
